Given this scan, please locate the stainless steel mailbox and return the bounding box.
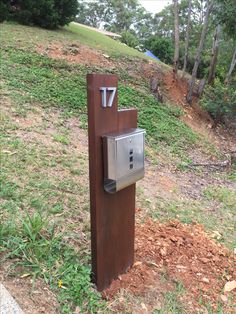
[102,128,145,193]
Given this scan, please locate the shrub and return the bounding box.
[8,0,78,29]
[0,0,11,22]
[121,30,139,48]
[201,79,236,125]
[145,36,174,64]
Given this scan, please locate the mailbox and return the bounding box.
[102,128,145,193]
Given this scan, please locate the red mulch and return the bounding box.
[103,220,236,309]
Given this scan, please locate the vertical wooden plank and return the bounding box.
[87,74,137,291]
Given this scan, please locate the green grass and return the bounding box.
[153,281,186,314]
[203,186,236,210]
[0,210,104,313]
[0,112,102,312]
[66,23,148,58]
[1,43,201,159]
[0,21,150,60]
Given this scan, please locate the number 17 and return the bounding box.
[100,87,117,108]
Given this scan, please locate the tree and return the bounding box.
[201,78,236,126]
[77,0,151,38]
[215,0,236,40]
[207,24,220,84]
[225,47,236,83]
[186,0,213,104]
[145,36,174,64]
[7,0,78,29]
[0,0,11,23]
[182,0,192,76]
[76,1,107,29]
[173,0,180,75]
[134,6,153,42]
[103,0,141,33]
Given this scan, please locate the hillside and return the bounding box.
[0,22,236,314]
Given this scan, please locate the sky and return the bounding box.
[139,0,171,14]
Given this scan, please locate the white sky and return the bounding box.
[139,0,171,14]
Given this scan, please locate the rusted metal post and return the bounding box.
[87,74,137,291]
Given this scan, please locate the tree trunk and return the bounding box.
[173,0,179,76]
[182,0,192,77]
[208,25,220,85]
[225,46,236,84]
[186,0,213,104]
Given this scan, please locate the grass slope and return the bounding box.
[1,22,201,159]
[66,23,148,58]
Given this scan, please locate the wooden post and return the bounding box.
[87,74,137,291]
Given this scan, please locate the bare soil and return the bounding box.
[0,265,59,314]
[103,220,236,313]
[37,42,114,68]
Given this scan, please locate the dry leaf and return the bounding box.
[141,303,147,311]
[202,277,210,283]
[220,295,228,303]
[160,247,167,257]
[146,261,158,268]
[224,280,236,293]
[20,273,31,278]
[176,265,187,269]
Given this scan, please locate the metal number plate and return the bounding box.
[100,87,117,108]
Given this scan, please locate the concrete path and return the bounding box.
[0,283,24,314]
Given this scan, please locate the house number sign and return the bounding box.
[100,87,117,108]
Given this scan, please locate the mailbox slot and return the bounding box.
[102,128,145,193]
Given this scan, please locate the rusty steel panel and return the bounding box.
[87,74,137,291]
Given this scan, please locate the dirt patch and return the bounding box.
[37,42,114,68]
[104,220,236,311]
[0,263,59,314]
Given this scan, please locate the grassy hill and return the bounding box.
[0,22,235,314]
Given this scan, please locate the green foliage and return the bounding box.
[121,30,139,48]
[145,36,174,64]
[215,0,236,39]
[8,0,78,29]
[77,0,153,39]
[201,79,236,124]
[0,0,11,22]
[20,211,46,242]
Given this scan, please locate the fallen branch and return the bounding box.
[188,160,230,168]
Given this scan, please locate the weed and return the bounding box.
[53,134,70,145]
[153,281,186,314]
[228,171,236,182]
[0,210,104,313]
[203,186,236,210]
[21,211,46,242]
